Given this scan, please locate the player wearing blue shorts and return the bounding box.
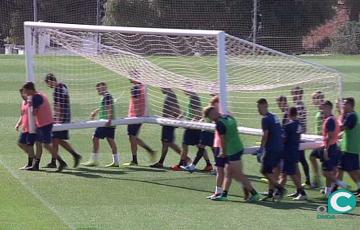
[15,88,36,169]
[339,98,360,197]
[256,98,286,201]
[44,73,82,168]
[291,87,311,187]
[82,82,120,167]
[279,107,307,200]
[22,82,67,172]
[320,100,348,197]
[150,88,182,168]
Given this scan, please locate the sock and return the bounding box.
[222,190,228,197]
[113,153,120,164]
[215,186,223,194]
[192,148,205,166]
[91,153,99,162]
[143,144,153,153]
[205,159,211,166]
[268,189,274,197]
[250,189,258,196]
[158,153,166,164]
[33,158,40,168]
[335,180,347,188]
[27,157,33,166]
[68,150,78,157]
[51,158,56,164]
[132,155,138,164]
[178,159,186,166]
[56,156,66,165]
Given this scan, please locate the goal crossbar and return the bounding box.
[24,21,222,36]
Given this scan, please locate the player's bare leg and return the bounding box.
[105,138,120,167]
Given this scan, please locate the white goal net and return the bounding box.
[24,22,343,146]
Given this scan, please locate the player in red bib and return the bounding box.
[15,88,36,169]
[22,82,67,172]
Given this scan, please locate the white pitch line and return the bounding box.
[0,157,75,230]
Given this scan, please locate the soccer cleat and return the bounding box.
[105,162,120,168]
[73,154,82,168]
[43,162,57,168]
[302,181,311,188]
[122,161,138,166]
[293,194,308,201]
[274,188,287,202]
[260,178,269,183]
[202,165,213,172]
[287,192,299,198]
[82,160,99,167]
[26,165,39,171]
[57,162,68,172]
[210,194,228,201]
[19,164,32,170]
[247,193,260,203]
[206,193,221,199]
[259,191,269,196]
[181,164,196,173]
[149,162,164,168]
[171,165,182,171]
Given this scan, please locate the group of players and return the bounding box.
[16,73,360,202]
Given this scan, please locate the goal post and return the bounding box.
[24,21,344,151]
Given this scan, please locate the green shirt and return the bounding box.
[187,94,201,120]
[216,115,244,156]
[315,111,323,135]
[99,92,115,120]
[341,112,360,154]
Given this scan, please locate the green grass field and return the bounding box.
[0,54,359,230]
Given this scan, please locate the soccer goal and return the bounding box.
[24,21,344,150]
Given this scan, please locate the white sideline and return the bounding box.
[0,157,75,230]
[53,116,323,151]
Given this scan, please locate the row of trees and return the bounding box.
[0,0,359,53]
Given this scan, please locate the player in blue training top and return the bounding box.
[279,107,307,200]
[44,73,82,168]
[256,98,286,201]
[291,87,311,187]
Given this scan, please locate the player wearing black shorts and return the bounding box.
[44,73,82,168]
[150,88,182,168]
[256,98,286,201]
[279,107,307,200]
[171,89,202,171]
[82,82,120,167]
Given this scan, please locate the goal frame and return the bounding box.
[24,21,330,151]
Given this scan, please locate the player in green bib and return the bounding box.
[309,91,325,188]
[82,82,120,167]
[340,97,360,197]
[204,106,260,202]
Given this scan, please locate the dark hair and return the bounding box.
[289,107,297,117]
[291,86,303,95]
[19,88,23,93]
[344,97,355,108]
[96,82,107,87]
[22,82,36,91]
[276,95,287,103]
[323,100,333,109]
[257,98,268,105]
[203,106,216,118]
[45,73,57,83]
